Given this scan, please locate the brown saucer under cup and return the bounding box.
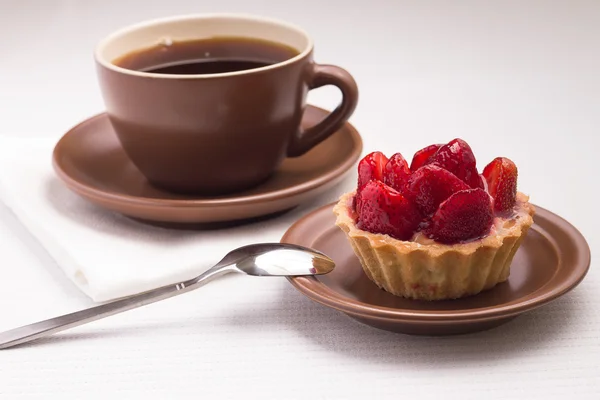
[94,14,358,195]
[52,105,363,224]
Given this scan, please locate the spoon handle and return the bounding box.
[0,265,232,350]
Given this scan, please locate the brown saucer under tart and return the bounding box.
[52,105,362,224]
[283,202,590,336]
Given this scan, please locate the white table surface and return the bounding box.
[1,0,599,398]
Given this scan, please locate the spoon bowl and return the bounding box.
[223,243,335,276]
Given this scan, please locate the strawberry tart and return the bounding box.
[333,139,535,300]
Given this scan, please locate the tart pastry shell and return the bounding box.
[333,191,535,300]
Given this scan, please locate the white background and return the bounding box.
[1,0,599,398]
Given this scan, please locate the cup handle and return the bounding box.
[287,64,359,157]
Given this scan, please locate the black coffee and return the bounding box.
[113,37,299,75]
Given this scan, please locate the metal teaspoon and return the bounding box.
[0,243,335,349]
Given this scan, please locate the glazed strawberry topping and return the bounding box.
[356,181,421,241]
[423,189,494,244]
[383,153,411,193]
[429,139,484,189]
[483,157,518,212]
[357,151,388,191]
[352,138,520,244]
[406,164,470,216]
[356,151,389,211]
[410,144,441,171]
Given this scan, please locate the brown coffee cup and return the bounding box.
[95,14,358,195]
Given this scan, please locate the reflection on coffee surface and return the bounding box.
[113,37,300,75]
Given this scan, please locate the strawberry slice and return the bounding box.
[410,144,442,171]
[424,188,493,244]
[430,139,483,189]
[357,180,422,241]
[383,153,411,193]
[406,164,470,216]
[483,157,518,212]
[355,151,389,212]
[357,151,388,190]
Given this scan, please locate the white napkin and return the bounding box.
[0,136,351,302]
